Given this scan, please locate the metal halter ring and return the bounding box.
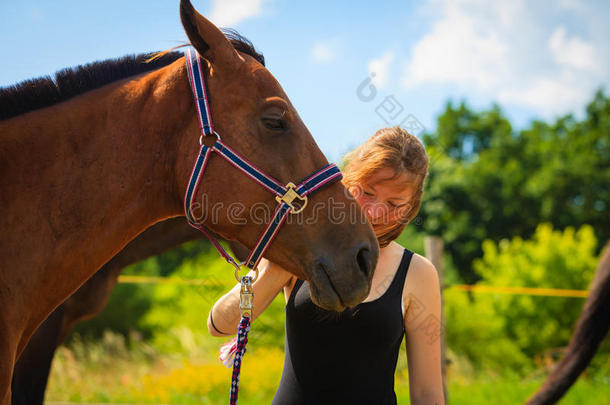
[199,129,222,145]
[233,263,259,283]
[276,182,308,214]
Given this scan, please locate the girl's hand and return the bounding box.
[207,258,293,336]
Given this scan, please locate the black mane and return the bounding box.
[224,29,265,66]
[0,31,265,121]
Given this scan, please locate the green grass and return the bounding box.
[442,374,610,405]
[45,331,610,405]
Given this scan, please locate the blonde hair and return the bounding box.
[342,127,429,248]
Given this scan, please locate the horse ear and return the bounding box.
[180,0,240,68]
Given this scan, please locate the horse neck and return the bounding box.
[0,58,196,344]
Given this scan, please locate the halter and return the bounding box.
[183,48,342,404]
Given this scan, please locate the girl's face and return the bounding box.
[348,168,416,231]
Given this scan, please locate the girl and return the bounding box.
[209,127,444,404]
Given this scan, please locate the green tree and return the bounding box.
[419,89,610,282]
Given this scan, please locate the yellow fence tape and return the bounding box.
[448,284,588,298]
[117,276,589,298]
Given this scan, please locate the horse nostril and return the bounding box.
[356,246,372,278]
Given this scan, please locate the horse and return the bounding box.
[11,217,225,405]
[526,240,610,404]
[0,1,379,401]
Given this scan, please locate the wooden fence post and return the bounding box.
[425,235,448,403]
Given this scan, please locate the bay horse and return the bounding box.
[11,218,214,405]
[0,1,379,402]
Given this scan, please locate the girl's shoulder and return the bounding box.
[389,242,439,298]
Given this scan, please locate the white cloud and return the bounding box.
[497,27,601,115]
[401,2,510,91]
[549,26,599,73]
[311,39,341,64]
[497,74,584,116]
[368,51,395,88]
[208,0,266,27]
[401,0,609,119]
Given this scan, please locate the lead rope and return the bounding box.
[230,316,250,404]
[229,276,254,405]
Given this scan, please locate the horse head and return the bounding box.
[176,0,379,311]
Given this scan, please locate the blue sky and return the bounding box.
[2,0,609,162]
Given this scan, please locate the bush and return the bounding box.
[446,223,604,375]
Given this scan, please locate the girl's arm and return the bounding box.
[207,258,293,336]
[403,254,445,405]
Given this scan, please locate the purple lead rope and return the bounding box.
[228,275,254,404]
[230,316,251,405]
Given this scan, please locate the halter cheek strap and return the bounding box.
[183,48,342,276]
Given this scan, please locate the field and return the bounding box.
[43,232,610,404]
[45,330,610,404]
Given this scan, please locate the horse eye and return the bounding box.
[261,117,286,131]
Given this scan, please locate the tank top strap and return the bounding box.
[387,248,414,300]
[288,277,305,305]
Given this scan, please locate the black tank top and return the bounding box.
[272,248,414,405]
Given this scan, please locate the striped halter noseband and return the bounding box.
[183,47,343,281]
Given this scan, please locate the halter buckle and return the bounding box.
[276,182,308,214]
